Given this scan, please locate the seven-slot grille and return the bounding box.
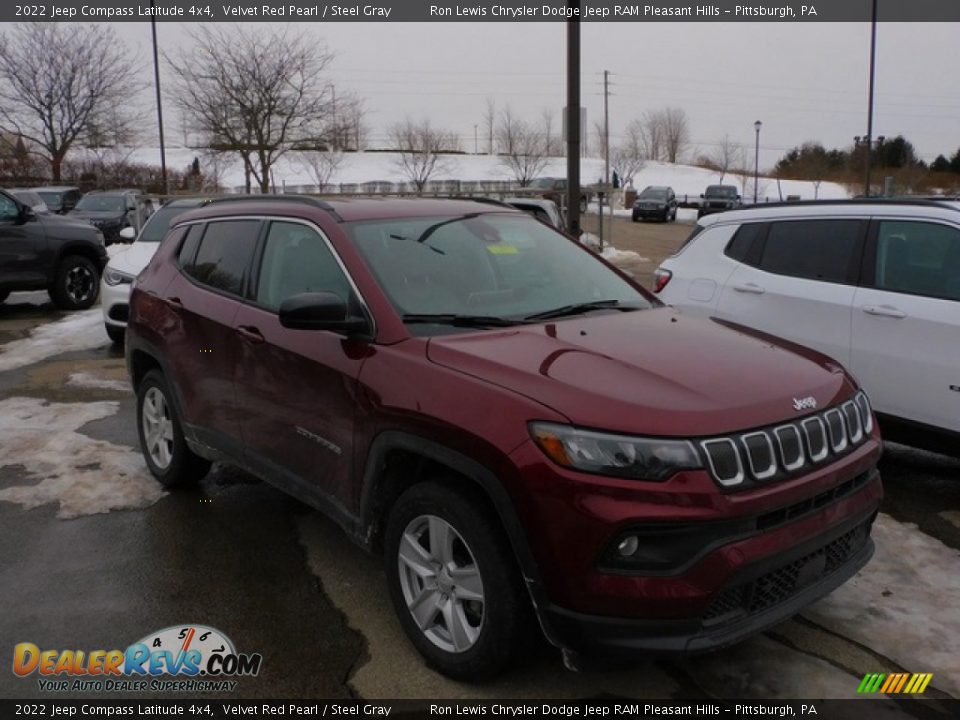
[700,392,874,489]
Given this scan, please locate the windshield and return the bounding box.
[36,191,63,207]
[706,186,737,198]
[75,195,126,212]
[639,188,668,199]
[138,204,196,242]
[347,213,653,333]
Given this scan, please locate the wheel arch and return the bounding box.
[358,430,563,647]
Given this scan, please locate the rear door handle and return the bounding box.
[863,304,906,319]
[732,283,765,295]
[236,325,265,344]
[166,296,184,309]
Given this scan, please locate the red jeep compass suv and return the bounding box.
[126,197,882,679]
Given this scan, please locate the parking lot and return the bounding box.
[0,218,958,710]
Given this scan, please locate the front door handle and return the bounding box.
[236,325,265,344]
[732,283,765,294]
[166,296,183,309]
[863,304,906,319]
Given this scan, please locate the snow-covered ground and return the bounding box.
[0,309,109,373]
[87,146,849,203]
[0,396,164,519]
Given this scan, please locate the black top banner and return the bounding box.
[4,0,960,23]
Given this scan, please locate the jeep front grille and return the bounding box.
[699,392,873,490]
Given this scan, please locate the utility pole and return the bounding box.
[565,13,581,237]
[604,70,612,251]
[864,0,878,196]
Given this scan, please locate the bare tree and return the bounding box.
[390,118,458,192]
[661,107,690,163]
[297,150,346,191]
[0,24,137,181]
[638,111,664,161]
[482,97,497,155]
[592,119,608,161]
[496,107,548,186]
[540,108,558,157]
[168,25,339,193]
[709,135,744,184]
[610,122,647,188]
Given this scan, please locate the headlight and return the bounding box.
[530,422,702,481]
[104,268,135,286]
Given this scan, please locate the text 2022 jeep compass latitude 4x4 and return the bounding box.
[126,197,882,679]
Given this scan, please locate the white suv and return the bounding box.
[655,199,960,456]
[101,197,212,343]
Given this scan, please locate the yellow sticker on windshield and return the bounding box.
[487,245,519,255]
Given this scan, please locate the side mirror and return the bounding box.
[119,226,136,241]
[699,193,705,199]
[278,292,370,337]
[16,204,34,224]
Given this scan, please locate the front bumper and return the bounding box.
[506,431,882,655]
[633,205,667,218]
[543,506,876,655]
[101,279,132,328]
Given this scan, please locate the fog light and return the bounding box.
[617,536,639,557]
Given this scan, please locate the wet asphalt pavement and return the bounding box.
[0,291,958,710]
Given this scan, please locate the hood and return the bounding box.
[426,308,853,438]
[69,210,125,222]
[106,241,160,274]
[38,213,103,232]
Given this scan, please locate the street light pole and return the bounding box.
[149,1,168,195]
[753,120,762,204]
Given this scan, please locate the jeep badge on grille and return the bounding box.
[793,396,818,411]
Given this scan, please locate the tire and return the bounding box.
[105,324,125,345]
[631,212,640,223]
[49,255,100,310]
[136,369,211,488]
[384,481,528,680]
[0,290,9,304]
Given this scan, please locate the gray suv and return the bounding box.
[0,189,106,309]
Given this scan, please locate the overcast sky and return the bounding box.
[119,21,959,170]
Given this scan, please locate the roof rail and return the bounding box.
[739,197,960,211]
[467,196,515,209]
[205,193,344,221]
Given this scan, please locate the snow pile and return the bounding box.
[67,372,131,393]
[0,309,108,373]
[0,397,163,519]
[601,246,647,264]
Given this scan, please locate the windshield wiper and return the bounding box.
[401,313,525,328]
[523,299,637,322]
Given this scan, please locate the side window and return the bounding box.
[725,223,766,264]
[183,220,260,296]
[759,220,862,283]
[874,221,960,302]
[255,221,351,311]
[178,224,205,267]
[0,192,19,221]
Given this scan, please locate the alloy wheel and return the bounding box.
[397,514,485,653]
[65,265,94,304]
[141,387,174,470]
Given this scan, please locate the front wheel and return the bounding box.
[49,255,99,310]
[136,369,211,487]
[384,482,528,680]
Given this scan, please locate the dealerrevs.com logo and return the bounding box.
[13,625,262,693]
